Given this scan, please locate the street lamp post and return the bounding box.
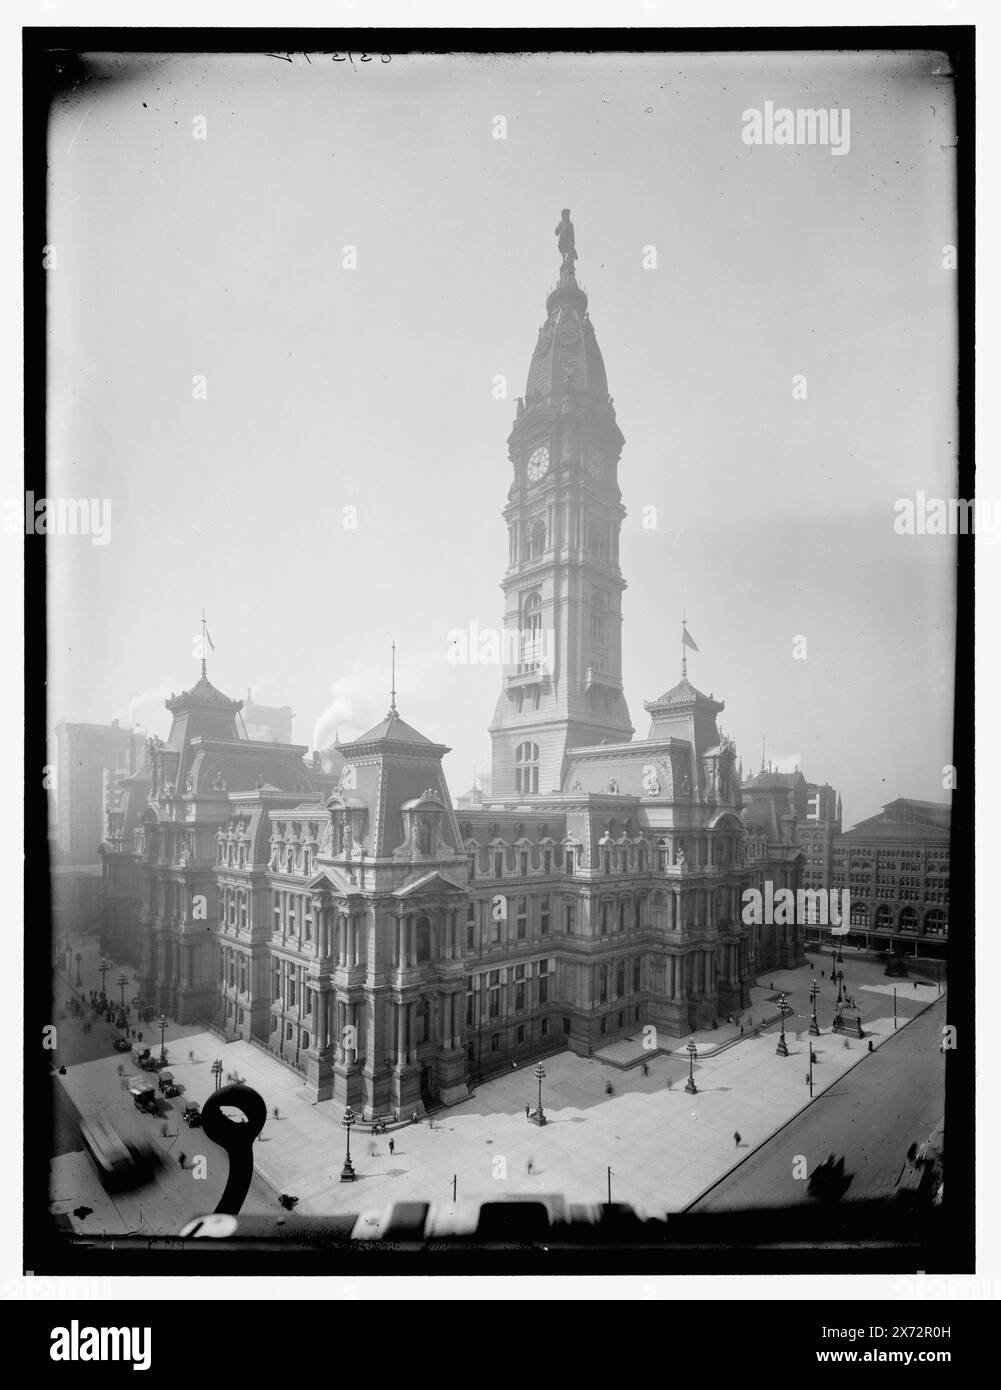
[834,970,846,1006]
[809,979,821,1037]
[157,1012,168,1064]
[99,959,111,996]
[74,953,83,986]
[775,994,789,1057]
[893,988,897,1031]
[211,1059,223,1091]
[340,1106,357,1182]
[531,1062,547,1125]
[117,972,129,1009]
[685,1037,698,1094]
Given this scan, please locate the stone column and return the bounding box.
[396,1002,406,1067]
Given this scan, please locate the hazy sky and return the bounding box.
[46,47,958,826]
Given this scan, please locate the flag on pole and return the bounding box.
[205,628,215,651]
[682,624,699,652]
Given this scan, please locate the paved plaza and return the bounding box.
[52,942,942,1231]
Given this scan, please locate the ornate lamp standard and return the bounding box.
[685,1037,698,1095]
[74,953,83,986]
[340,1106,357,1182]
[834,970,846,1006]
[775,993,790,1057]
[99,958,112,997]
[530,1062,548,1125]
[117,971,129,1009]
[157,1012,168,1064]
[211,1059,223,1091]
[809,979,821,1037]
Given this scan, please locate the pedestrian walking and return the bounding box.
[412,1111,418,1125]
[641,1063,649,1077]
[525,1103,530,1119]
[867,1040,874,1053]
[273,1106,280,1120]
[189,1049,195,1064]
[138,1032,143,1043]
[740,1025,744,1037]
[843,1038,850,1050]
[666,1076,672,1091]
[160,1122,168,1137]
[526,1158,534,1175]
[389,1138,395,1156]
[733,1132,741,1148]
[178,1152,186,1169]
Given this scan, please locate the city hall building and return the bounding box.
[101,221,806,1115]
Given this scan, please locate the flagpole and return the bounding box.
[200,609,208,678]
[681,610,687,679]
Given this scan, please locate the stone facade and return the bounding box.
[103,217,807,1109]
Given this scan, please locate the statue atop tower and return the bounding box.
[555,208,578,274]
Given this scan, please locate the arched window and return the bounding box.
[899,906,918,932]
[616,962,625,997]
[657,838,668,871]
[520,591,542,671]
[875,905,893,931]
[525,518,546,561]
[849,901,869,927]
[599,965,608,1004]
[924,909,948,936]
[416,915,433,963]
[590,590,608,643]
[515,742,540,795]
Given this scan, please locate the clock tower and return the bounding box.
[489,211,633,799]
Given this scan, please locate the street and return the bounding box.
[690,994,947,1211]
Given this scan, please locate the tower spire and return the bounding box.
[200,609,214,678]
[388,640,397,717]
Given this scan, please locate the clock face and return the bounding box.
[527,445,550,482]
[586,446,605,480]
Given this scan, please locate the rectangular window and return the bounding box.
[603,852,611,874]
[517,1024,525,1043]
[633,958,641,991]
[466,901,476,951]
[562,1016,571,1035]
[539,976,549,1005]
[515,963,525,980]
[494,852,504,878]
[466,992,475,1025]
[600,1015,607,1034]
[543,851,552,874]
[565,903,575,935]
[491,1033,500,1053]
[515,983,525,1012]
[516,898,527,940]
[540,894,550,936]
[541,1017,549,1036]
[491,907,502,944]
[468,853,476,881]
[520,852,528,877]
[489,988,500,1019]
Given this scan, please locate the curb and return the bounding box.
[679,990,945,1213]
